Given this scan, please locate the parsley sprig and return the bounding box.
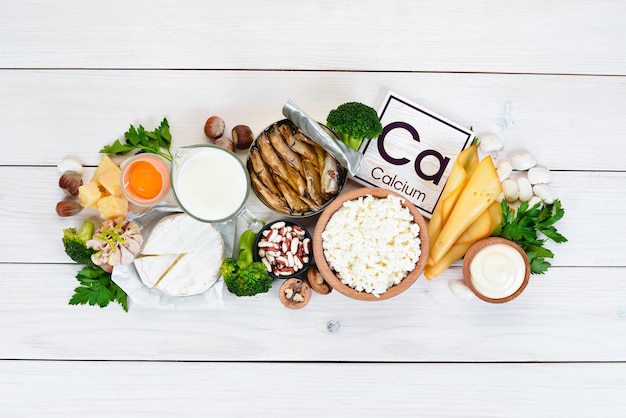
[493,199,567,274]
[69,265,128,312]
[99,117,173,161]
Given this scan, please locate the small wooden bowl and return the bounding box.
[313,187,429,301]
[279,278,311,309]
[462,237,530,304]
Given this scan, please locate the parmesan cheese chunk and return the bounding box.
[134,213,224,296]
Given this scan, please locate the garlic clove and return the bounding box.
[496,160,513,182]
[478,133,504,153]
[510,151,537,171]
[533,184,556,204]
[449,279,475,300]
[57,157,84,175]
[502,178,519,202]
[527,166,552,185]
[517,176,534,202]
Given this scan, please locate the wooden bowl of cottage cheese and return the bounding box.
[313,187,429,301]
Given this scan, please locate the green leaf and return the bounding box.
[100,118,173,161]
[69,265,129,311]
[99,139,137,155]
[530,257,551,275]
[124,125,143,146]
[494,199,567,275]
[112,282,129,312]
[541,227,568,243]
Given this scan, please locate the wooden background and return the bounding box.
[2,0,626,416]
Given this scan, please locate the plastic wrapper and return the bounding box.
[282,99,362,176]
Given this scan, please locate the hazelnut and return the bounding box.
[215,137,235,152]
[58,171,83,196]
[204,116,225,140]
[279,278,311,309]
[55,198,83,217]
[232,125,254,150]
[307,266,332,295]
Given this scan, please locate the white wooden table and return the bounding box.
[2,1,626,416]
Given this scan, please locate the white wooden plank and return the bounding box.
[2,70,625,170]
[0,166,619,266]
[2,0,626,75]
[1,360,624,417]
[1,264,624,362]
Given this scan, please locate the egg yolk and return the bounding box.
[127,160,163,199]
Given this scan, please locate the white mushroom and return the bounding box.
[527,195,543,208]
[517,176,534,202]
[496,160,513,182]
[57,157,84,175]
[449,279,475,300]
[502,179,519,202]
[478,133,504,153]
[527,166,552,185]
[533,184,556,205]
[510,151,537,171]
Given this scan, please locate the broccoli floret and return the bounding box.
[219,257,240,282]
[220,227,273,297]
[62,220,95,265]
[223,261,272,297]
[326,102,383,150]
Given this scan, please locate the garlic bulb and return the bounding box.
[88,219,143,268]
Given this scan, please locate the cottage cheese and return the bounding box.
[321,194,421,297]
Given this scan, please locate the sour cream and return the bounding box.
[469,243,526,299]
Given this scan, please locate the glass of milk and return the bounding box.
[171,144,263,232]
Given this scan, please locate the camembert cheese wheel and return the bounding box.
[134,213,224,296]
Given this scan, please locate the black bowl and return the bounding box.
[253,219,313,280]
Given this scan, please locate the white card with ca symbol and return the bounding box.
[354,91,475,218]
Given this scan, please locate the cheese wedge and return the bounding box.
[134,213,224,296]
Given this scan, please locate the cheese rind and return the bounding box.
[134,213,224,296]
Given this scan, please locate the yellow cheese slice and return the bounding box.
[424,201,503,280]
[429,155,501,265]
[427,145,479,246]
[424,241,473,280]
